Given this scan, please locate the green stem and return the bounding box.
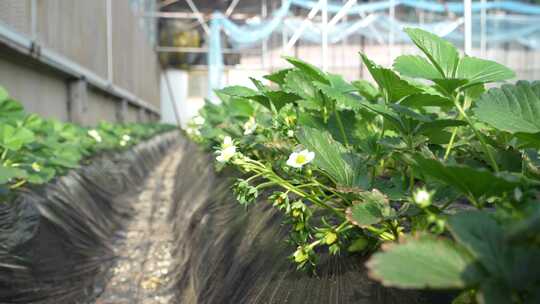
[0,148,7,162]
[10,179,26,189]
[454,101,499,173]
[334,109,349,147]
[409,167,415,193]
[444,95,466,161]
[256,181,276,189]
[444,127,459,161]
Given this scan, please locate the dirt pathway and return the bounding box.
[95,146,182,304]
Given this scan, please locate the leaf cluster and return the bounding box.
[193,28,540,302]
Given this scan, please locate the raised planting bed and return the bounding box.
[0,88,179,303]
[183,28,540,303]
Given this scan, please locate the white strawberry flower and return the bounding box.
[413,188,433,208]
[216,136,236,163]
[286,149,315,168]
[222,136,234,148]
[31,162,41,172]
[192,115,205,126]
[122,134,131,142]
[243,117,257,135]
[287,130,295,138]
[87,129,102,143]
[186,127,201,137]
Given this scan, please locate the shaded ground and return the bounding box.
[94,146,182,304]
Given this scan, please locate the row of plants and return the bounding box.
[0,86,176,202]
[187,28,540,303]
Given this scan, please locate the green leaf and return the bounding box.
[456,56,515,86]
[360,103,404,133]
[0,86,8,102]
[433,78,469,94]
[351,80,380,102]
[404,27,460,78]
[327,73,356,93]
[0,164,27,184]
[474,81,540,134]
[217,84,277,112]
[393,55,442,80]
[313,81,361,110]
[0,125,35,151]
[416,119,467,135]
[367,234,479,289]
[477,280,513,304]
[297,110,361,146]
[506,207,540,242]
[250,78,301,111]
[360,53,422,102]
[263,68,293,85]
[346,189,394,227]
[218,85,258,98]
[399,92,453,110]
[447,211,504,276]
[411,155,521,200]
[27,167,55,184]
[284,56,329,84]
[0,98,25,120]
[389,104,432,122]
[297,127,364,186]
[283,70,319,102]
[228,98,254,118]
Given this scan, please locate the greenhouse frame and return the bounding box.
[0,1,539,303]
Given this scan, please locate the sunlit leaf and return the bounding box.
[393,54,442,80]
[456,56,515,86]
[411,155,521,200]
[297,127,364,186]
[404,27,460,78]
[474,81,540,134]
[284,56,329,84]
[360,53,422,102]
[367,234,480,289]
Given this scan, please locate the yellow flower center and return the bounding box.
[295,154,306,164]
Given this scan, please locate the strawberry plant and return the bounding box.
[190,28,540,303]
[0,86,175,202]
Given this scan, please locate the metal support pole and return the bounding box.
[225,0,241,17]
[68,79,88,125]
[282,0,288,53]
[285,0,323,53]
[106,0,113,83]
[321,0,328,71]
[464,0,472,55]
[30,0,37,41]
[328,0,356,28]
[342,0,348,70]
[389,0,395,60]
[161,70,182,128]
[185,0,210,35]
[480,0,487,57]
[116,99,128,123]
[262,0,268,69]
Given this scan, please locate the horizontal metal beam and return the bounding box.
[155,46,257,54]
[139,11,256,20]
[0,23,159,114]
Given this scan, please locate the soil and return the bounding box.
[94,147,182,304]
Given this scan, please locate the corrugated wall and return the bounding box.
[36,0,109,79]
[0,1,32,36]
[112,0,161,106]
[0,0,160,123]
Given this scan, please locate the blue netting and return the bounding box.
[207,0,540,99]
